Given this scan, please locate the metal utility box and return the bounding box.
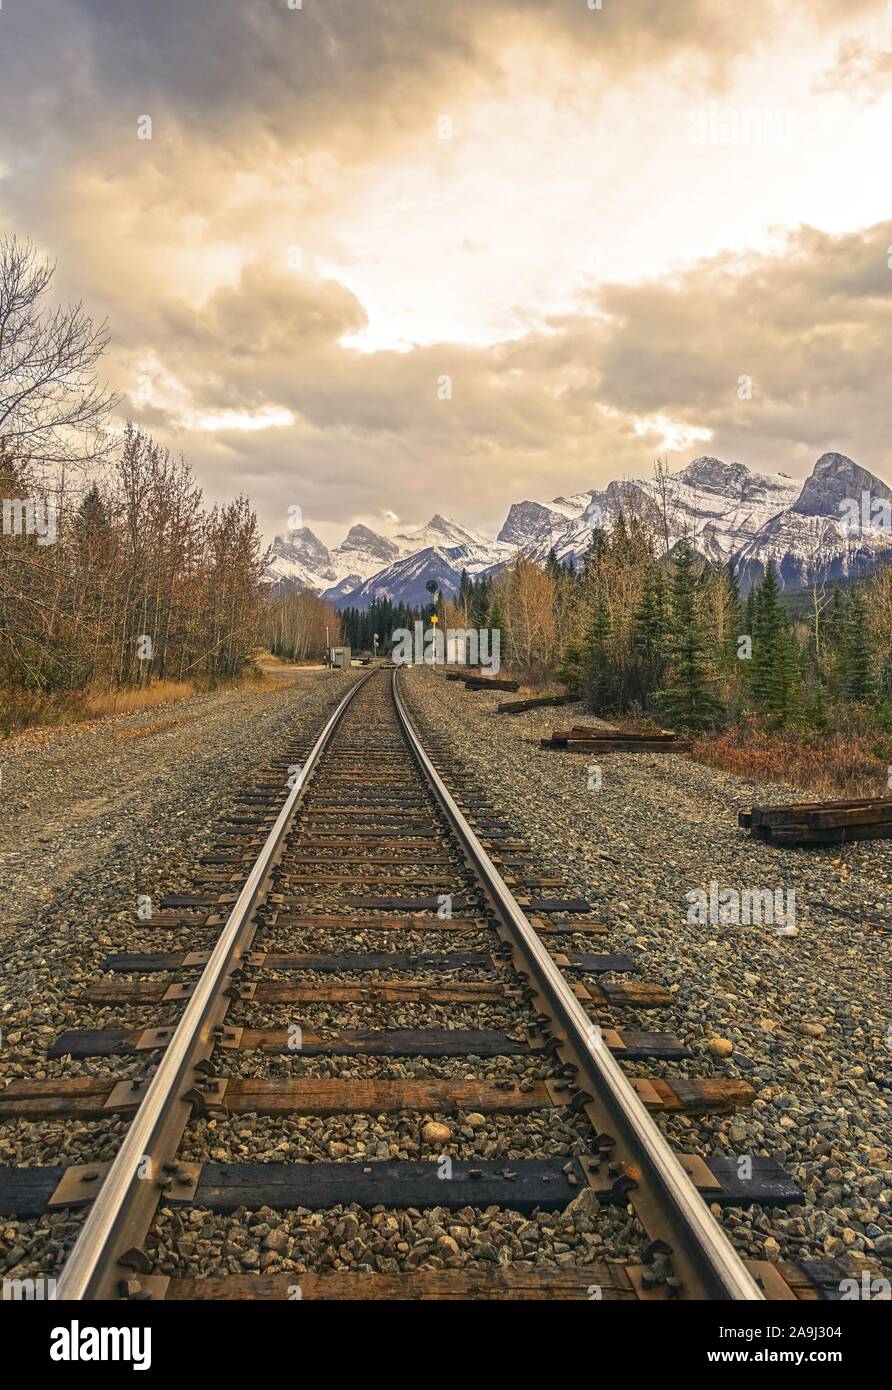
[329,646,352,669]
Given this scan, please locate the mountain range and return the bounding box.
[265,452,892,608]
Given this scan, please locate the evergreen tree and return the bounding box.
[457,568,473,618]
[743,587,756,643]
[583,527,605,577]
[73,483,110,542]
[841,586,875,701]
[633,566,668,656]
[802,677,830,733]
[630,565,668,701]
[583,594,612,713]
[488,595,504,645]
[748,561,782,706]
[655,540,723,729]
[767,619,803,725]
[545,547,563,584]
[747,562,801,724]
[470,574,491,627]
[721,560,743,666]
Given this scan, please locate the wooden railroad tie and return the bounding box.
[741,795,892,846]
[464,676,521,692]
[0,1073,755,1121]
[102,940,627,973]
[541,726,692,754]
[0,1154,800,1220]
[46,1025,688,1061]
[497,693,575,714]
[154,1257,829,1300]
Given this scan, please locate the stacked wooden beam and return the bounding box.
[740,796,892,846]
[541,725,692,754]
[497,693,575,714]
[464,675,520,692]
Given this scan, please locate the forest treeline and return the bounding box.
[1,432,268,696]
[266,584,341,663]
[436,511,892,763]
[0,236,275,722]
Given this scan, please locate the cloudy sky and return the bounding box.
[1,0,891,546]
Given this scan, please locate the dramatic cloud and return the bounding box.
[0,0,889,543]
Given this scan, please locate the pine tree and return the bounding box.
[630,565,668,701]
[743,587,756,643]
[633,567,667,656]
[488,595,504,646]
[747,562,802,724]
[803,677,830,733]
[748,562,782,707]
[842,587,875,702]
[583,593,612,713]
[721,560,743,667]
[471,574,491,628]
[767,620,802,725]
[655,540,723,729]
[73,483,110,541]
[583,527,605,577]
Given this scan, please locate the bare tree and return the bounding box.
[501,551,556,672]
[266,584,339,662]
[1,425,270,701]
[647,455,683,557]
[803,525,832,660]
[0,236,118,469]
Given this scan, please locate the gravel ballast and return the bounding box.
[0,669,357,1275]
[2,663,888,1293]
[401,666,892,1277]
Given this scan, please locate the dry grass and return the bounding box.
[572,695,892,801]
[0,671,268,737]
[692,726,892,800]
[80,681,194,718]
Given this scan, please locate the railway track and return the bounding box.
[1,665,835,1301]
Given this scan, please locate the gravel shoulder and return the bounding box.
[0,668,357,1064]
[401,666,892,1276]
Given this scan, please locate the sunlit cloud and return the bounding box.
[634,416,714,453]
[0,0,888,540]
[186,407,296,434]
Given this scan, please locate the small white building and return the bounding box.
[329,646,352,669]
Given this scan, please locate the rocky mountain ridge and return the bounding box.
[265,452,892,607]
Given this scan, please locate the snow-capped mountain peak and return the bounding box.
[264,526,336,588]
[335,524,401,571]
[395,513,489,551]
[734,452,892,588]
[264,451,892,604]
[678,456,751,494]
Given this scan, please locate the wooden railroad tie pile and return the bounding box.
[444,672,520,691]
[540,725,692,754]
[740,795,892,847]
[446,672,572,702]
[497,693,575,714]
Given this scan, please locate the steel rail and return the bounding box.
[56,669,375,1301]
[392,667,764,1301]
